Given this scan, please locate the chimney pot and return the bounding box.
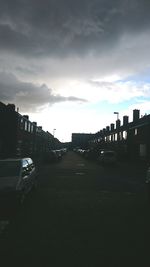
[23,115,29,120]
[110,123,114,131]
[7,104,15,111]
[116,119,121,129]
[123,115,129,126]
[133,109,140,122]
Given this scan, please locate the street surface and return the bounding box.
[0,151,150,267]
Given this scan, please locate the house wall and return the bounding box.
[0,102,58,159]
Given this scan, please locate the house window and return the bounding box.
[24,121,28,131]
[106,135,110,141]
[134,128,138,135]
[123,131,127,140]
[119,132,122,140]
[31,125,33,133]
[20,118,24,130]
[140,144,146,158]
[28,123,31,132]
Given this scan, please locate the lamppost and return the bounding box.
[114,112,119,120]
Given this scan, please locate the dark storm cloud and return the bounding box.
[0,72,86,111]
[0,0,150,57]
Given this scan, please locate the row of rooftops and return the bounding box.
[1,101,150,138]
[96,109,150,136]
[0,102,54,137]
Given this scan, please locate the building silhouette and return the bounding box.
[72,109,150,162]
[0,102,61,159]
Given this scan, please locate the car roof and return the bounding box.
[0,157,32,162]
[0,158,21,162]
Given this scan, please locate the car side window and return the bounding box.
[28,158,35,171]
[22,160,28,168]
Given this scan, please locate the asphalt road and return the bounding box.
[0,151,150,267]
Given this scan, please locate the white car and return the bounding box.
[0,158,37,206]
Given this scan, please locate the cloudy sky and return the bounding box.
[0,0,150,141]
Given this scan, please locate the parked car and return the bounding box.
[97,150,117,165]
[60,148,67,155]
[0,157,37,207]
[43,149,63,163]
[43,150,58,163]
[84,148,101,160]
[54,149,63,160]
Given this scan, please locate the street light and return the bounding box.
[114,112,119,120]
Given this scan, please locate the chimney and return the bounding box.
[100,130,103,137]
[7,104,15,111]
[38,126,42,132]
[106,126,110,132]
[110,123,114,131]
[116,119,121,129]
[103,128,106,134]
[23,115,29,120]
[133,109,140,122]
[123,116,129,126]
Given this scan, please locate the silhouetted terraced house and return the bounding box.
[0,102,21,158]
[0,101,55,159]
[127,110,150,161]
[94,109,150,162]
[17,114,36,157]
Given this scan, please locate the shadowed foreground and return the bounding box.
[0,151,150,267]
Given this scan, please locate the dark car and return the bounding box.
[97,150,117,165]
[43,150,60,163]
[54,149,63,160]
[0,157,37,207]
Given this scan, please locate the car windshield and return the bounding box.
[0,161,21,177]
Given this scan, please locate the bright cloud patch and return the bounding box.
[63,78,150,104]
[0,72,86,112]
